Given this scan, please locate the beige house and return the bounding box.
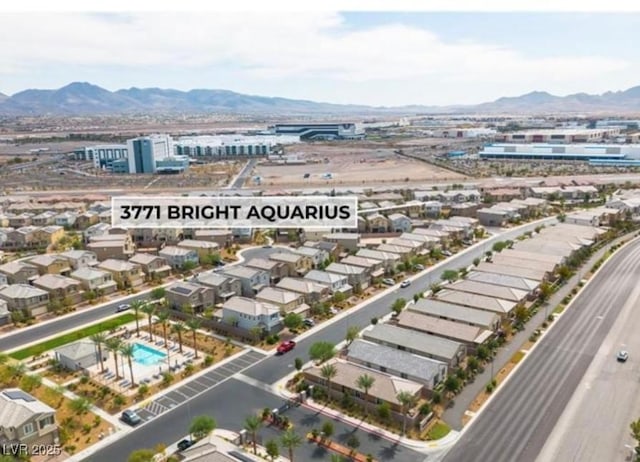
[322,233,361,252]
[87,234,135,261]
[70,267,118,294]
[244,258,289,284]
[28,255,72,276]
[97,259,144,288]
[165,282,215,312]
[0,389,59,448]
[256,287,306,314]
[33,226,65,247]
[192,273,242,305]
[0,261,40,284]
[0,284,50,317]
[268,252,313,277]
[32,274,83,305]
[275,277,331,305]
[365,213,390,233]
[192,229,233,246]
[339,256,385,279]
[58,250,98,270]
[177,239,220,262]
[128,253,172,279]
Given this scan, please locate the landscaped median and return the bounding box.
[9,313,137,360]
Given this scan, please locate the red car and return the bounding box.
[277,340,296,355]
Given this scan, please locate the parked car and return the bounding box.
[414,264,425,271]
[400,280,411,288]
[329,306,339,315]
[442,250,453,257]
[382,278,395,286]
[120,409,142,426]
[617,350,629,362]
[277,340,296,355]
[116,303,131,313]
[177,439,195,451]
[262,245,272,249]
[303,318,315,327]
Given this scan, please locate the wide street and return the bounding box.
[441,237,640,462]
[77,218,555,462]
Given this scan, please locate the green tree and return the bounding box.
[171,321,186,354]
[105,337,123,379]
[69,397,91,415]
[473,257,481,266]
[309,341,336,364]
[441,269,459,282]
[151,287,166,300]
[538,281,554,302]
[130,300,145,337]
[280,429,303,462]
[182,260,197,272]
[127,449,156,462]
[120,343,136,387]
[283,312,303,330]
[141,303,156,342]
[321,420,334,440]
[391,298,406,314]
[186,318,202,359]
[320,363,337,400]
[346,434,360,456]
[396,390,417,435]
[466,356,480,373]
[356,374,375,416]
[345,325,360,346]
[492,241,508,253]
[557,265,572,281]
[265,439,279,461]
[630,418,640,456]
[90,333,107,373]
[378,401,391,421]
[294,357,303,372]
[156,310,171,348]
[444,375,461,398]
[244,415,262,454]
[189,415,216,440]
[332,291,346,305]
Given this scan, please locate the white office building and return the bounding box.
[174,135,300,157]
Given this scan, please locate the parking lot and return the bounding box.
[136,349,267,422]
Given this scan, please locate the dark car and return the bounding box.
[277,340,296,355]
[177,439,194,451]
[120,409,142,426]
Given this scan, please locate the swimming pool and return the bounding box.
[132,343,167,366]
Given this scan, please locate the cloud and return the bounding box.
[0,12,632,104]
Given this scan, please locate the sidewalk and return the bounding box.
[442,231,636,431]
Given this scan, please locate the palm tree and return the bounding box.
[396,390,417,436]
[119,343,136,387]
[129,299,145,337]
[156,310,171,348]
[171,321,186,354]
[90,333,107,373]
[320,363,337,402]
[356,374,375,416]
[105,337,123,379]
[280,429,303,462]
[141,303,156,342]
[345,325,360,347]
[244,415,262,454]
[186,318,202,359]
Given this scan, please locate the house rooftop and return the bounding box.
[445,279,529,302]
[28,254,70,267]
[98,259,139,272]
[194,272,233,287]
[465,271,540,291]
[0,284,48,299]
[129,253,163,265]
[222,265,264,279]
[70,267,111,281]
[355,248,401,261]
[160,246,196,257]
[410,298,499,327]
[178,239,220,249]
[256,287,301,305]
[59,250,96,260]
[168,281,206,296]
[33,274,80,290]
[276,277,329,294]
[474,261,547,281]
[397,310,493,345]
[0,388,55,428]
[0,261,38,275]
[363,324,463,360]
[222,296,280,317]
[245,258,280,271]
[435,289,517,315]
[325,263,365,275]
[268,252,303,264]
[304,269,346,284]
[54,340,96,361]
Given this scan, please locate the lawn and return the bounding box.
[427,421,451,440]
[10,313,137,360]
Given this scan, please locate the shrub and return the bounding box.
[137,383,149,397]
[82,423,92,434]
[370,317,378,325]
[311,428,320,439]
[93,415,101,427]
[486,382,495,394]
[204,355,214,367]
[80,375,89,385]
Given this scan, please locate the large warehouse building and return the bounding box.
[494,128,620,144]
[174,135,300,157]
[269,123,364,140]
[478,143,640,162]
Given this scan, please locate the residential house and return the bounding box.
[409,298,500,331]
[0,284,50,317]
[7,213,34,228]
[192,229,233,246]
[244,258,289,284]
[231,227,253,243]
[484,188,523,202]
[54,341,101,371]
[322,233,360,252]
[221,296,281,333]
[398,232,440,250]
[0,261,39,284]
[255,287,306,314]
[268,252,313,276]
[2,227,40,250]
[510,197,548,217]
[449,202,480,218]
[158,246,199,270]
[74,211,100,229]
[396,310,493,351]
[477,207,512,227]
[347,339,448,393]
[422,201,443,218]
[445,279,529,303]
[339,256,385,279]
[130,227,183,248]
[355,248,401,272]
[87,234,135,261]
[386,237,423,253]
[59,250,98,270]
[490,254,557,275]
[165,281,214,312]
[304,240,340,260]
[35,226,65,247]
[304,359,423,422]
[70,267,117,295]
[293,246,329,268]
[191,273,242,305]
[31,211,57,227]
[375,243,414,260]
[177,239,220,263]
[304,269,352,295]
[32,274,83,305]
[365,213,390,233]
[97,259,144,288]
[466,271,540,297]
[0,299,9,326]
[362,324,466,368]
[410,228,450,246]
[221,265,270,297]
[0,389,58,448]
[83,222,112,242]
[128,253,172,279]
[474,261,548,282]
[435,289,518,318]
[27,255,71,276]
[275,277,331,305]
[387,213,412,233]
[499,249,565,266]
[325,263,370,290]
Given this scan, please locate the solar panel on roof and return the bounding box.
[171,286,193,295]
[3,390,35,402]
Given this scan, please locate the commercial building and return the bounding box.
[126,134,175,174]
[269,123,364,140]
[479,143,640,161]
[74,144,128,169]
[494,128,620,144]
[174,135,299,157]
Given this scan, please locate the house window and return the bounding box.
[39,415,54,429]
[400,373,408,379]
[23,422,35,435]
[380,366,387,373]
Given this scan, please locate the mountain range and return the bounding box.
[1,82,640,115]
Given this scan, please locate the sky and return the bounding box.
[1,10,640,107]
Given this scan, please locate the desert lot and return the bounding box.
[252,147,466,187]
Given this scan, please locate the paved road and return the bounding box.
[229,158,258,189]
[536,250,640,462]
[441,238,640,462]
